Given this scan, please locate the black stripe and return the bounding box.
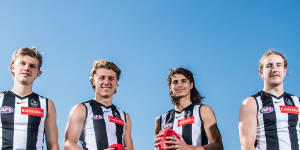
[112,105,124,145]
[165,110,175,129]
[283,94,299,150]
[1,92,15,149]
[90,100,108,150]
[182,104,194,145]
[260,92,279,150]
[26,93,42,150]
[199,105,208,145]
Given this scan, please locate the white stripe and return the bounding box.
[255,96,267,150]
[291,96,300,148]
[84,103,97,149]
[103,106,117,146]
[192,105,201,145]
[13,97,28,149]
[274,97,291,150]
[36,97,47,149]
[173,111,184,136]
[0,93,4,148]
[117,107,125,145]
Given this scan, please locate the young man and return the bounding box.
[0,47,59,149]
[154,68,223,150]
[239,50,300,150]
[64,60,134,150]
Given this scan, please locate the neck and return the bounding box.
[11,82,33,97]
[94,95,113,107]
[174,96,192,112]
[263,82,284,97]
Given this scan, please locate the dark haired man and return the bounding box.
[239,50,300,150]
[0,47,59,149]
[64,60,134,150]
[154,68,223,150]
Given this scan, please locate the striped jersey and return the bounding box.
[80,100,126,150]
[253,91,300,150]
[0,91,48,150]
[158,104,207,146]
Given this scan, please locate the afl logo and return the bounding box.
[0,106,14,113]
[260,106,274,114]
[92,115,103,120]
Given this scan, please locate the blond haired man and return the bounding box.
[239,50,300,150]
[64,60,134,150]
[0,47,59,149]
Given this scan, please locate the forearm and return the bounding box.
[241,143,256,150]
[47,143,60,150]
[202,142,223,150]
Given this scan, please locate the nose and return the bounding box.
[23,63,30,70]
[103,77,110,84]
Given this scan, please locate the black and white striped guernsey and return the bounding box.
[253,91,300,150]
[0,91,48,150]
[158,104,207,146]
[80,100,126,150]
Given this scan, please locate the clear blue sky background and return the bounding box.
[0,1,299,149]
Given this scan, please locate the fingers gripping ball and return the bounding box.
[109,144,124,150]
[158,128,180,150]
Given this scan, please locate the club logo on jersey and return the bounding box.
[0,106,14,113]
[92,114,103,120]
[21,107,44,118]
[284,98,293,106]
[163,123,173,129]
[260,106,274,114]
[178,116,195,127]
[109,116,125,126]
[280,106,299,115]
[186,111,192,117]
[30,99,38,107]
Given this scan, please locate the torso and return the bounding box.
[0,91,48,150]
[80,100,126,150]
[254,91,300,150]
[159,104,207,146]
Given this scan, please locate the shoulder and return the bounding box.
[241,96,257,108]
[199,104,215,118]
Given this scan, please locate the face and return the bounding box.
[260,54,287,87]
[93,68,119,99]
[11,55,41,86]
[169,74,193,99]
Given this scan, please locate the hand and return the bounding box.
[104,148,114,150]
[164,135,191,150]
[154,131,163,149]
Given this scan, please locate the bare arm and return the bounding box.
[200,105,223,150]
[45,100,59,150]
[239,97,257,150]
[123,113,134,150]
[64,104,86,150]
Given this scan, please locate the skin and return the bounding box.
[10,55,59,150]
[64,68,134,150]
[239,54,287,150]
[154,74,223,150]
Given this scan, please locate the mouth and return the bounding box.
[21,73,31,77]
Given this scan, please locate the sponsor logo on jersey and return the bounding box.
[109,116,125,126]
[92,114,103,120]
[178,116,195,127]
[260,106,274,114]
[21,107,44,118]
[163,123,173,129]
[0,106,14,113]
[280,106,299,115]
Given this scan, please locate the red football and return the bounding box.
[109,144,124,150]
[158,128,180,150]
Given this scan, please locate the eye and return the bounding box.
[182,79,187,83]
[98,76,105,80]
[108,76,115,81]
[172,80,178,84]
[30,64,37,69]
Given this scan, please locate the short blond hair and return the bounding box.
[89,60,121,89]
[10,47,42,76]
[259,49,287,72]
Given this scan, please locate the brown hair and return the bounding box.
[167,67,204,105]
[259,49,287,72]
[10,47,42,76]
[89,60,121,89]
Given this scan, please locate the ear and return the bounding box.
[189,82,194,90]
[259,68,264,79]
[37,70,42,77]
[283,67,287,77]
[10,64,15,73]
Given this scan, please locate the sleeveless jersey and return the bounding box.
[158,104,207,146]
[0,91,48,150]
[253,91,300,150]
[80,100,126,150]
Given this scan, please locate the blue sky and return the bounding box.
[0,0,300,149]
